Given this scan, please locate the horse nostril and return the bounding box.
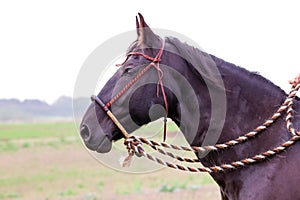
[80,124,90,141]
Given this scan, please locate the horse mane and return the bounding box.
[165,37,286,95]
[165,37,224,89]
[126,37,224,89]
[210,51,287,96]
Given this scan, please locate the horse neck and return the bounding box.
[167,47,290,195]
[213,55,287,143]
[191,55,289,175]
[194,56,290,192]
[169,52,288,154]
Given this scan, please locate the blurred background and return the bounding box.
[1,0,299,199]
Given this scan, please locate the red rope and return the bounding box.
[105,39,169,141]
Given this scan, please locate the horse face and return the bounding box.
[80,14,166,153]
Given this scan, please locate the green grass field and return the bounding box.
[0,122,219,200]
[0,123,76,140]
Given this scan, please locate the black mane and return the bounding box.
[210,54,286,95]
[166,37,223,89]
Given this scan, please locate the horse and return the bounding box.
[80,13,300,200]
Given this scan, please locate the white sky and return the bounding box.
[0,1,299,104]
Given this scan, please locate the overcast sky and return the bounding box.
[1,1,299,104]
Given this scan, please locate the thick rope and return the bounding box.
[126,83,300,154]
[124,83,300,173]
[125,135,300,173]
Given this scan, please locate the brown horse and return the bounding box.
[80,14,300,199]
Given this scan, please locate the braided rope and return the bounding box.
[127,84,299,154]
[124,83,300,173]
[106,63,154,108]
[126,135,300,173]
[106,39,166,109]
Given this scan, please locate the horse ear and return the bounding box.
[136,15,140,35]
[136,13,160,47]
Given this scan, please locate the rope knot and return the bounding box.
[152,57,161,63]
[124,136,143,157]
[122,137,145,167]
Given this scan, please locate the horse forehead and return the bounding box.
[99,71,122,97]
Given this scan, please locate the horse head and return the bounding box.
[80,13,225,154]
[80,14,182,153]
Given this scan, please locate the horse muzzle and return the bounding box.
[80,103,112,153]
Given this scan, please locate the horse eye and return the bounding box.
[123,66,134,74]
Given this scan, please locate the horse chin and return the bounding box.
[95,136,112,153]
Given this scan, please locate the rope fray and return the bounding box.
[122,83,300,173]
[122,138,143,167]
[121,151,134,168]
